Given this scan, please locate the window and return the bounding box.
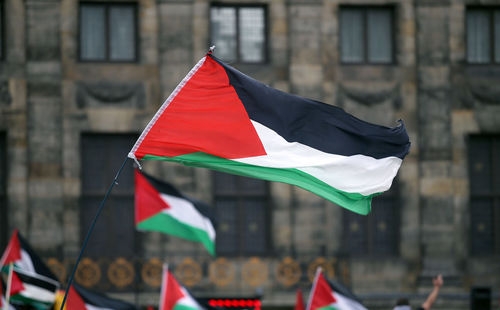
[80,134,137,260]
[342,181,399,256]
[210,4,266,63]
[340,6,394,64]
[0,133,6,250]
[213,172,271,256]
[467,8,500,64]
[468,135,500,255]
[0,0,3,60]
[79,2,137,62]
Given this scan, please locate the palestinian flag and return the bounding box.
[159,264,204,310]
[135,169,216,255]
[0,279,16,310]
[54,284,136,310]
[128,53,410,215]
[295,288,305,310]
[0,230,59,309]
[306,268,367,310]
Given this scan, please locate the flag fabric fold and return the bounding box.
[159,264,204,310]
[135,169,216,255]
[0,230,59,310]
[54,284,136,310]
[306,268,367,310]
[129,54,410,215]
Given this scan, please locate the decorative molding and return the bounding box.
[175,257,203,287]
[276,257,301,287]
[76,81,145,109]
[108,257,135,288]
[47,258,67,284]
[209,258,235,287]
[141,258,163,288]
[338,83,401,108]
[75,258,101,288]
[307,257,335,282]
[242,257,268,287]
[468,79,500,105]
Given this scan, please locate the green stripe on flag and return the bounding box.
[143,152,377,215]
[137,212,215,256]
[173,304,202,310]
[10,295,54,310]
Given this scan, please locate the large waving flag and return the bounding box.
[306,268,367,310]
[128,53,410,215]
[159,264,204,310]
[135,169,216,255]
[0,230,59,309]
[54,284,136,310]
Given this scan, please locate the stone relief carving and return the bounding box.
[337,83,402,109]
[467,78,500,105]
[76,81,145,109]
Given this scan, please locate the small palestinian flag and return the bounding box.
[159,264,204,310]
[295,288,305,310]
[306,268,367,310]
[54,284,136,310]
[0,229,59,310]
[128,53,410,215]
[135,169,216,256]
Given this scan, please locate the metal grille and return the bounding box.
[469,135,500,255]
[0,133,6,250]
[342,181,400,256]
[213,172,270,256]
[80,134,137,260]
[210,5,266,63]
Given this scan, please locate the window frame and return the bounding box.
[339,5,396,65]
[466,6,500,65]
[212,171,272,257]
[209,2,268,64]
[78,1,139,63]
[468,134,500,256]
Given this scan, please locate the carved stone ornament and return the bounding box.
[276,257,301,287]
[337,83,401,108]
[108,257,135,288]
[242,257,268,287]
[209,258,235,287]
[307,257,335,282]
[141,258,164,288]
[175,257,203,287]
[76,81,145,109]
[75,258,101,288]
[467,78,500,105]
[47,258,67,283]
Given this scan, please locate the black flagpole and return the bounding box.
[59,156,130,310]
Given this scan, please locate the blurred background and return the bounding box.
[0,0,499,309]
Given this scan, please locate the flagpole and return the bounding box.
[5,262,13,310]
[59,156,130,310]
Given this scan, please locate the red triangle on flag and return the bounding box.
[9,272,25,296]
[134,169,171,224]
[66,285,88,310]
[307,269,336,310]
[295,288,305,310]
[159,266,185,310]
[0,230,21,266]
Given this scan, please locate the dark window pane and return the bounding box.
[81,134,136,258]
[215,199,239,254]
[242,199,267,254]
[468,136,492,194]
[470,198,494,255]
[340,9,364,63]
[80,5,106,60]
[210,7,237,62]
[495,11,500,63]
[343,212,367,255]
[467,10,490,63]
[239,7,265,63]
[367,9,392,63]
[109,5,136,61]
[0,1,3,59]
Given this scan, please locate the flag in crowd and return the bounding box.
[135,169,216,256]
[128,53,410,215]
[0,279,15,310]
[54,284,136,310]
[0,229,59,309]
[295,288,305,310]
[159,264,204,310]
[306,268,367,310]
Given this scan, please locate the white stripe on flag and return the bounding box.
[235,121,402,195]
[18,283,56,303]
[86,304,114,310]
[159,194,216,240]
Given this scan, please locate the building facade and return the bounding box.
[0,0,499,309]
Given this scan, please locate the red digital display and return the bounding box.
[208,299,261,310]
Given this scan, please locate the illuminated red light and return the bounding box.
[209,300,217,307]
[217,300,224,307]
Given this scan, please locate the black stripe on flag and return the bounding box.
[210,55,411,160]
[17,233,58,281]
[75,284,136,310]
[14,269,58,292]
